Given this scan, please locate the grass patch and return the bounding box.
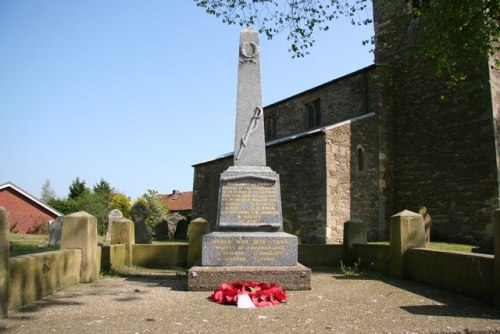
[8,233,57,257]
[368,241,475,253]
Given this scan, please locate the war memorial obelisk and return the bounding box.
[188,28,311,291]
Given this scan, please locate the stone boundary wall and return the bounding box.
[132,244,189,269]
[8,249,82,310]
[406,248,494,302]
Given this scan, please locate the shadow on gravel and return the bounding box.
[123,276,187,291]
[335,272,500,320]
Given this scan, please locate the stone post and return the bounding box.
[388,210,426,279]
[494,209,500,308]
[343,219,367,265]
[110,218,135,266]
[60,211,99,283]
[187,218,209,267]
[0,208,9,319]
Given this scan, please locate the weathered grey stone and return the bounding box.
[234,28,265,167]
[388,210,426,279]
[217,166,282,231]
[202,231,297,266]
[0,207,9,318]
[106,209,123,241]
[60,211,99,283]
[48,216,63,247]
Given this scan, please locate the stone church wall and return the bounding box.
[325,116,380,243]
[373,0,500,244]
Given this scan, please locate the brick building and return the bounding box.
[0,182,62,234]
[192,0,500,245]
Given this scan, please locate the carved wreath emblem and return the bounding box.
[240,42,259,64]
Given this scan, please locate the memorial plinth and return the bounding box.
[188,28,310,291]
[202,232,297,266]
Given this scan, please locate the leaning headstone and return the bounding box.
[388,210,426,279]
[105,209,123,241]
[48,216,64,247]
[419,206,432,243]
[60,211,100,283]
[0,207,9,318]
[189,28,310,291]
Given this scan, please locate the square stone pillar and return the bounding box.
[60,211,99,283]
[0,208,9,319]
[187,218,209,267]
[110,218,135,266]
[388,210,426,279]
[343,219,367,265]
[494,209,500,308]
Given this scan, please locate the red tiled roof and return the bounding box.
[160,190,192,212]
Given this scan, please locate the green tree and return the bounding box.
[40,179,56,204]
[77,192,109,235]
[68,177,89,200]
[141,189,170,229]
[109,193,132,219]
[93,178,114,200]
[47,197,80,215]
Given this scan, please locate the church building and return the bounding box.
[192,0,500,245]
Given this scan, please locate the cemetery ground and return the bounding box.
[1,268,500,333]
[2,233,500,333]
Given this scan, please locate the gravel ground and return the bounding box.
[1,270,500,334]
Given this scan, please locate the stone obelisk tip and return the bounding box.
[234,28,266,166]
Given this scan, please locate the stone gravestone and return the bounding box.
[130,202,153,244]
[48,216,64,247]
[174,218,189,240]
[105,209,123,242]
[188,28,310,291]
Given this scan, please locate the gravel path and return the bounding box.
[1,270,500,333]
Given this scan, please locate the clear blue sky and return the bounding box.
[0,1,374,201]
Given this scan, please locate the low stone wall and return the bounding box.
[406,248,495,303]
[298,245,343,268]
[8,249,82,310]
[132,244,188,269]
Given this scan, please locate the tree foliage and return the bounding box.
[68,177,89,200]
[410,0,499,85]
[141,189,170,229]
[93,178,114,199]
[195,0,372,57]
[195,0,499,79]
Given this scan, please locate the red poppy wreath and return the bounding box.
[210,281,288,307]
